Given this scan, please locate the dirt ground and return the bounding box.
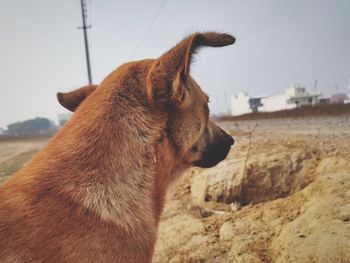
[0,138,47,184]
[153,116,350,263]
[0,116,349,262]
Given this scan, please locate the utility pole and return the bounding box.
[79,0,93,84]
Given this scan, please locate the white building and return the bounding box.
[286,85,320,107]
[231,84,320,116]
[345,85,350,104]
[231,92,251,116]
[260,94,295,112]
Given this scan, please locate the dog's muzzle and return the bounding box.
[194,133,234,168]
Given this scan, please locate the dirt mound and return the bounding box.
[191,147,320,206]
[240,148,319,205]
[153,119,350,263]
[271,157,350,263]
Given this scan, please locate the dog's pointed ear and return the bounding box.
[56,84,98,112]
[147,32,235,108]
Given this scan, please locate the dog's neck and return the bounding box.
[152,133,177,221]
[32,90,177,237]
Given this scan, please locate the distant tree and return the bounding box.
[7,117,55,136]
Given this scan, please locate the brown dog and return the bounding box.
[0,32,235,262]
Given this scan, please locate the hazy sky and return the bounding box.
[1,0,349,128]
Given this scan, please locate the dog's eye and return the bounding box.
[191,145,198,152]
[208,100,211,103]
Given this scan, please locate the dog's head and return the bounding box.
[57,32,235,169]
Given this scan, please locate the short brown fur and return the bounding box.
[0,32,235,262]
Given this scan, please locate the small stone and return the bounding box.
[230,202,241,212]
[250,229,257,235]
[200,208,214,218]
[219,222,235,241]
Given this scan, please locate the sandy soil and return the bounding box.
[0,139,47,184]
[0,116,349,262]
[153,116,350,263]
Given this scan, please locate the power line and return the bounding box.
[153,0,185,41]
[131,0,168,58]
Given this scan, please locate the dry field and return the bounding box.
[0,116,349,262]
[0,138,47,185]
[154,116,350,263]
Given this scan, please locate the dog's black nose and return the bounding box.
[223,133,234,146]
[228,136,234,146]
[218,126,234,147]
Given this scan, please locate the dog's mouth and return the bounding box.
[193,139,234,168]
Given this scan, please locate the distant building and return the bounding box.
[319,98,330,105]
[249,97,265,112]
[330,93,348,104]
[260,93,295,112]
[346,96,350,104]
[231,84,320,116]
[286,85,320,107]
[231,93,251,116]
[58,113,72,127]
[344,84,350,104]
